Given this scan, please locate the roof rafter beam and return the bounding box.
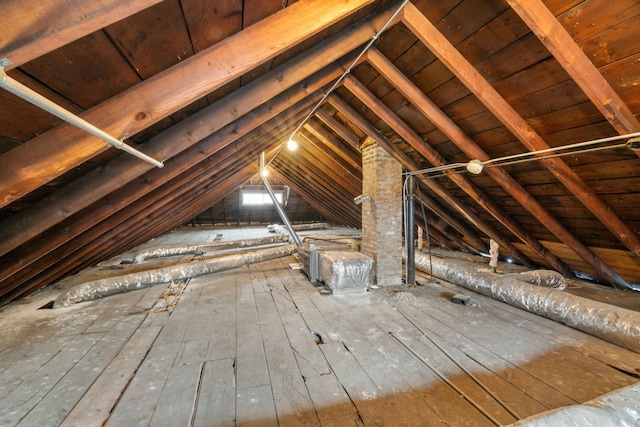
[0,0,376,208]
[0,16,382,257]
[314,109,362,150]
[506,0,640,139]
[402,2,640,259]
[327,93,531,266]
[343,75,562,271]
[0,0,164,70]
[365,48,632,286]
[2,126,280,299]
[301,120,362,174]
[0,97,317,293]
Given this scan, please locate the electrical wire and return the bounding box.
[265,0,410,169]
[404,131,640,180]
[419,141,631,180]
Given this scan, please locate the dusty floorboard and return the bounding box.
[0,226,639,426]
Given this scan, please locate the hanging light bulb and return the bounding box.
[260,167,269,178]
[287,138,298,151]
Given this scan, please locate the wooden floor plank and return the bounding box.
[206,270,237,361]
[181,276,220,343]
[254,291,321,426]
[236,266,270,390]
[270,282,331,379]
[303,372,360,426]
[281,279,338,345]
[148,363,202,427]
[395,285,635,400]
[236,385,278,427]
[309,289,497,426]
[107,341,182,426]
[193,358,236,427]
[319,341,405,426]
[364,298,557,418]
[0,333,102,426]
[107,392,162,426]
[82,288,151,334]
[61,325,162,427]
[423,273,640,371]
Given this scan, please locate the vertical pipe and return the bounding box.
[260,152,302,248]
[406,175,416,285]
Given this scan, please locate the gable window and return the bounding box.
[240,185,289,206]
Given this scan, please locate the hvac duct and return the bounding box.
[413,251,640,354]
[54,244,296,307]
[130,235,289,263]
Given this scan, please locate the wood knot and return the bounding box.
[135,111,147,121]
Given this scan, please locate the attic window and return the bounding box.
[241,185,289,206]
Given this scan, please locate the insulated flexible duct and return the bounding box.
[267,223,330,233]
[413,252,640,353]
[54,244,296,308]
[131,235,289,263]
[506,382,640,426]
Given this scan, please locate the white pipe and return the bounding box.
[0,64,163,168]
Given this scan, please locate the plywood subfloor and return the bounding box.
[1,226,639,426]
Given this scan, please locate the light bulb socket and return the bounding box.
[466,159,484,174]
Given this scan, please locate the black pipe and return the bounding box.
[406,175,416,285]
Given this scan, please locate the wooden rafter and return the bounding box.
[0,0,375,208]
[343,75,566,272]
[402,2,640,258]
[301,120,362,173]
[314,109,362,150]
[327,94,533,266]
[0,0,164,69]
[1,122,283,301]
[506,0,640,138]
[0,30,371,257]
[366,47,631,286]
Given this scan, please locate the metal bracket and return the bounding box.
[0,58,12,68]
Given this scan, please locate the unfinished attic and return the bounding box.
[1,0,640,425]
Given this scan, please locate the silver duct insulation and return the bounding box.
[267,223,330,233]
[320,251,374,294]
[268,224,290,236]
[303,234,361,251]
[507,382,640,426]
[267,224,358,249]
[414,252,640,353]
[293,222,330,231]
[131,235,289,263]
[54,244,296,308]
